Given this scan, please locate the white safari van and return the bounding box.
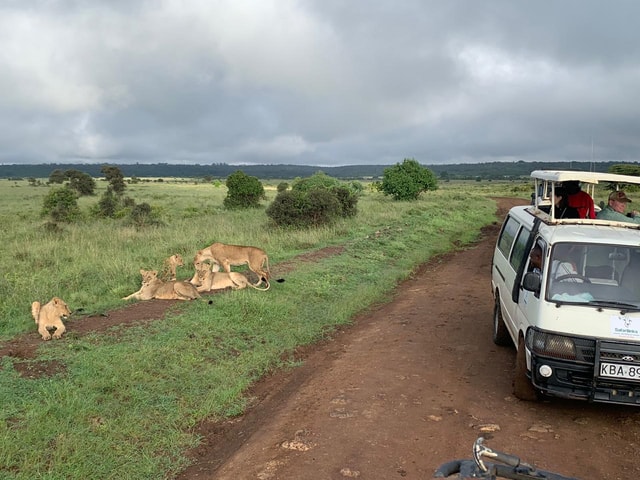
[492,170,640,405]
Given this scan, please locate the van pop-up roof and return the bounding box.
[529,170,640,224]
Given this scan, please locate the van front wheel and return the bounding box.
[513,336,540,401]
[492,294,511,346]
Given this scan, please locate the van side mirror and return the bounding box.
[523,272,541,295]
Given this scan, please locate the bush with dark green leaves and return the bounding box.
[305,188,342,225]
[101,165,126,194]
[332,186,358,218]
[93,187,118,218]
[41,186,81,222]
[126,202,163,228]
[66,170,96,196]
[48,169,66,184]
[267,173,358,227]
[265,190,307,227]
[293,172,359,217]
[291,171,344,193]
[223,170,265,209]
[379,158,438,200]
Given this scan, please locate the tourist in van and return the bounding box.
[529,244,543,275]
[552,187,579,219]
[564,181,596,219]
[596,191,640,224]
[550,244,579,279]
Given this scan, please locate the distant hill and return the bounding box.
[0,160,637,181]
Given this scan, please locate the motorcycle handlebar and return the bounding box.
[482,449,521,467]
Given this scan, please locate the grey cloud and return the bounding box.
[1,1,640,166]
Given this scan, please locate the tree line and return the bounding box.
[3,160,640,181]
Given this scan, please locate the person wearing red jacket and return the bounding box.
[564,181,596,219]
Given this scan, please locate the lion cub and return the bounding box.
[31,297,71,341]
[193,262,270,293]
[159,253,184,281]
[123,269,200,301]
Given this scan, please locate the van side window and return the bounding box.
[510,228,532,271]
[497,216,520,258]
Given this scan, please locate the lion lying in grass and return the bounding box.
[31,297,71,340]
[123,269,200,301]
[191,242,270,286]
[192,262,270,292]
[159,253,184,281]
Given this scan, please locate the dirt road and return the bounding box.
[177,198,640,480]
[5,198,640,479]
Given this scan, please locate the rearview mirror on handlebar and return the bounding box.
[433,437,580,480]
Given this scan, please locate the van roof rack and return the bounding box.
[529,170,640,226]
[530,170,640,185]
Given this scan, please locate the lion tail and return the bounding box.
[249,279,270,291]
[31,301,41,323]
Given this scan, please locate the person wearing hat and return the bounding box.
[596,190,640,224]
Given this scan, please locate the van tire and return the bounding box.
[513,336,539,401]
[492,294,511,346]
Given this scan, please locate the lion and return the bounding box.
[123,269,201,301]
[191,242,270,286]
[159,253,184,281]
[31,297,71,341]
[193,262,270,292]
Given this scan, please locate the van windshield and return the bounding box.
[546,243,640,309]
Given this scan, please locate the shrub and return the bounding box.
[48,169,66,184]
[94,187,118,218]
[292,171,342,192]
[265,190,306,227]
[41,186,81,222]
[293,172,359,217]
[223,170,265,209]
[101,165,127,194]
[305,188,341,226]
[332,186,358,217]
[266,174,358,227]
[380,158,438,200]
[127,202,163,228]
[66,170,96,196]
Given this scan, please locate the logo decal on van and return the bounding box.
[611,315,640,339]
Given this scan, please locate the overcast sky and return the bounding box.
[2,1,640,167]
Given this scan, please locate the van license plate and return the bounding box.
[599,363,640,380]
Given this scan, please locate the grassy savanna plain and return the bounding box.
[1,177,524,479]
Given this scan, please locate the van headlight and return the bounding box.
[527,329,577,360]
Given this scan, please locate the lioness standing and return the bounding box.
[31,297,71,340]
[192,242,270,286]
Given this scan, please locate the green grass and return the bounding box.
[0,178,501,479]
